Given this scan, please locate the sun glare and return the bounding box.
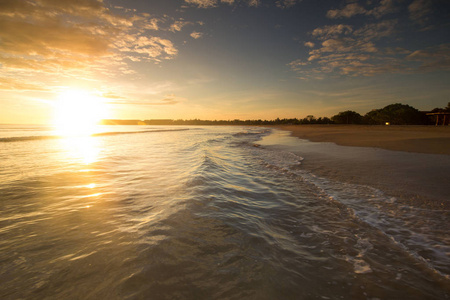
[54,89,108,136]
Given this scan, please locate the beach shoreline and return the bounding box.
[262,125,450,207]
[273,125,450,155]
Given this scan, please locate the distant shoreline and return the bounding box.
[273,125,450,155]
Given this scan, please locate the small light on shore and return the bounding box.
[385,122,390,126]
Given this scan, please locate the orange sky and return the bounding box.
[1,0,449,124]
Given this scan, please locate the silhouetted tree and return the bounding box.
[322,117,333,124]
[331,111,363,124]
[364,103,426,125]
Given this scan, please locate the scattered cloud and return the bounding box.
[170,20,193,32]
[190,31,204,39]
[290,44,448,79]
[0,77,49,91]
[186,0,236,8]
[276,0,301,9]
[142,18,161,31]
[367,0,397,18]
[288,17,448,78]
[289,1,444,79]
[0,0,188,91]
[353,19,397,41]
[184,0,217,8]
[327,3,367,19]
[408,0,433,25]
[1,0,446,100]
[327,0,397,19]
[184,0,291,9]
[312,24,353,40]
[116,36,178,60]
[288,59,309,69]
[407,44,450,72]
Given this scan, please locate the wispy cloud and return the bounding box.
[312,24,353,40]
[184,0,218,8]
[276,0,302,9]
[170,20,193,32]
[327,3,367,19]
[115,36,178,61]
[288,20,402,77]
[248,0,261,7]
[0,0,186,90]
[367,0,397,18]
[289,1,446,79]
[407,44,450,72]
[408,0,433,26]
[327,0,397,19]
[353,20,397,40]
[183,0,299,9]
[290,39,449,79]
[157,94,186,106]
[190,31,204,39]
[107,94,186,106]
[0,77,49,91]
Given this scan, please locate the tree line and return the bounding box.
[330,102,449,125]
[101,103,449,126]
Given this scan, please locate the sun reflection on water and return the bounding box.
[60,136,101,165]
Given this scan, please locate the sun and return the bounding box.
[53,89,109,136]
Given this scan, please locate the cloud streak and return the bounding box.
[326,0,397,19]
[184,0,218,8]
[183,0,300,9]
[408,0,433,26]
[184,0,240,8]
[106,93,186,106]
[0,0,187,90]
[0,77,50,91]
[276,0,302,9]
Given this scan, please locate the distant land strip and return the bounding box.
[102,102,450,126]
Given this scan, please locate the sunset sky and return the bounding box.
[1,0,449,124]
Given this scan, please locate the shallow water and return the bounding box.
[0,125,449,299]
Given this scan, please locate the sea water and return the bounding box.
[0,125,449,299]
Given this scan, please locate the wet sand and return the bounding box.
[274,125,450,155]
[264,125,450,207]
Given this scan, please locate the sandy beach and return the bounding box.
[263,125,450,208]
[274,125,450,155]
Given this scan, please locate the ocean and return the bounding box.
[0,125,449,299]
